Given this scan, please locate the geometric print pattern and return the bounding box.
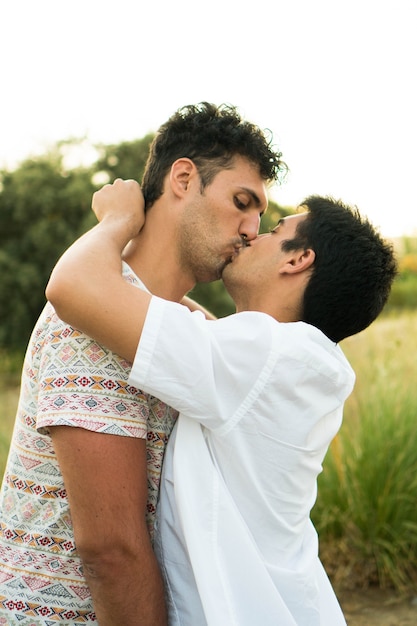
[0,264,178,623]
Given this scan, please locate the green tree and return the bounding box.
[93,135,154,183]
[0,150,95,349]
[0,135,154,350]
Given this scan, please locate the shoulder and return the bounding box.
[271,321,355,396]
[208,310,275,340]
[36,303,133,379]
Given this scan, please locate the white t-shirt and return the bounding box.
[129,297,355,626]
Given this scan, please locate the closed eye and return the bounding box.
[235,187,264,213]
[269,218,284,233]
[234,196,248,210]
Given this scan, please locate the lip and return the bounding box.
[225,239,249,265]
[232,245,245,259]
[228,245,247,263]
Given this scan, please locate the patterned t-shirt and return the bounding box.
[0,263,178,624]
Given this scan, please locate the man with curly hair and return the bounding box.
[0,103,285,625]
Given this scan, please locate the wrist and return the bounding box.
[100,215,141,250]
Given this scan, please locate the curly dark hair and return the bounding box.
[141,102,287,208]
[281,195,398,343]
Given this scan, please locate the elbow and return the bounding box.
[78,543,132,577]
[45,270,76,325]
[76,534,149,581]
[45,273,59,309]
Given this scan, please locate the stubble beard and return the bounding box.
[178,209,229,283]
[183,249,227,283]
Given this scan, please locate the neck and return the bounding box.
[234,290,302,323]
[122,219,195,302]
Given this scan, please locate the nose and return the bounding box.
[239,211,261,242]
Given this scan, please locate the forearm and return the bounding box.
[47,225,149,362]
[47,219,130,326]
[51,426,165,623]
[84,548,167,625]
[46,181,148,362]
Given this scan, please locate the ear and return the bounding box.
[279,248,316,275]
[169,158,198,198]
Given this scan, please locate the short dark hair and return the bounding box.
[282,195,398,343]
[141,102,287,208]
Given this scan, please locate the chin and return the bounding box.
[221,270,234,290]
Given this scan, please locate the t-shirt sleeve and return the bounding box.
[128,296,276,430]
[35,307,148,439]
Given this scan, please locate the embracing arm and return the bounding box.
[181,295,217,320]
[46,180,150,363]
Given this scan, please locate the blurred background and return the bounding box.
[1,0,416,237]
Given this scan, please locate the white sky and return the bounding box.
[1,0,416,237]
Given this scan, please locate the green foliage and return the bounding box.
[0,349,23,389]
[0,150,95,348]
[188,280,235,318]
[386,273,417,310]
[93,135,154,183]
[313,312,417,592]
[0,137,152,350]
[400,237,417,255]
[0,386,19,479]
[372,241,417,312]
[315,397,417,591]
[0,350,21,478]
[259,199,294,234]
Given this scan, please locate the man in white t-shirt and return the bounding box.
[47,180,397,625]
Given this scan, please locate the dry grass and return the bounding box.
[314,311,417,593]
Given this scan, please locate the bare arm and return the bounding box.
[47,180,150,363]
[47,182,168,622]
[180,295,217,320]
[51,426,167,625]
